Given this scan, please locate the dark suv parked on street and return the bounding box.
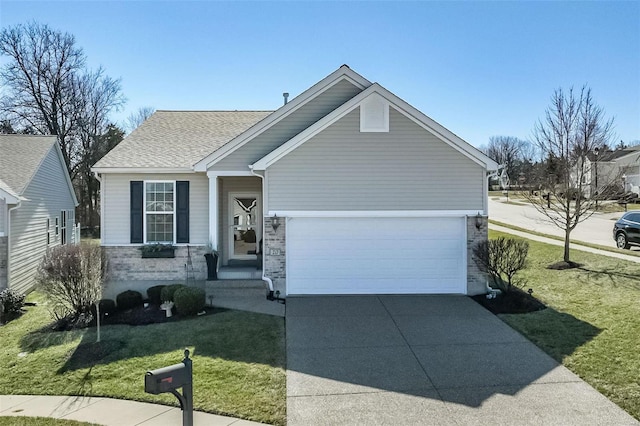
[613,211,640,249]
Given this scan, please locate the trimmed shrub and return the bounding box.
[174,287,206,316]
[146,285,166,305]
[90,299,117,317]
[473,237,529,293]
[0,288,25,323]
[160,284,185,302]
[116,290,143,311]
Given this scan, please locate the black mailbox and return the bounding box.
[145,362,190,394]
[145,349,193,426]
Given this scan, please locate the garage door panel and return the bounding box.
[286,216,466,295]
[290,278,464,295]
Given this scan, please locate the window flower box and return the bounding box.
[140,244,175,258]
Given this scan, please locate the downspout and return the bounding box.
[93,172,103,239]
[6,201,22,288]
[249,166,275,295]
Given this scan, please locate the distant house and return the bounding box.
[0,135,78,293]
[93,66,498,300]
[581,147,640,198]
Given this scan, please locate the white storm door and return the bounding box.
[228,192,261,260]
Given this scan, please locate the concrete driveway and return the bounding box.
[286,295,638,425]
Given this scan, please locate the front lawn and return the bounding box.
[0,418,98,426]
[489,230,640,420]
[0,294,286,425]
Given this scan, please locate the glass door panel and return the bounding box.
[232,196,258,257]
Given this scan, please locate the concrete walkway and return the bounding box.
[0,395,265,425]
[286,295,638,425]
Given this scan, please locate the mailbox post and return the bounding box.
[145,349,193,426]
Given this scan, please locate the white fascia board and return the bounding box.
[252,83,498,171]
[206,170,253,177]
[0,187,20,204]
[372,85,499,171]
[53,143,79,206]
[193,66,372,172]
[91,167,196,174]
[268,210,481,217]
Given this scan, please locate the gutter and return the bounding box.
[248,166,275,297]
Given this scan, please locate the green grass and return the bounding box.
[0,418,98,426]
[489,219,640,258]
[489,230,640,420]
[0,294,286,425]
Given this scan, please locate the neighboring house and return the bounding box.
[92,66,498,300]
[0,135,79,293]
[581,147,640,198]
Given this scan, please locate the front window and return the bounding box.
[145,181,175,243]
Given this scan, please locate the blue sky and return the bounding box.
[1,1,638,148]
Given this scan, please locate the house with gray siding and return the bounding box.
[92,65,498,300]
[0,135,78,294]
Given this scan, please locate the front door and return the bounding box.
[228,192,261,260]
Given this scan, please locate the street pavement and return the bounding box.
[488,197,640,250]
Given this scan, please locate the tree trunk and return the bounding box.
[564,228,571,263]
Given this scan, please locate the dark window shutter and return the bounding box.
[176,181,189,243]
[130,181,143,243]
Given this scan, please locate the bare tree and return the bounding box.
[0,22,125,228]
[522,86,615,264]
[124,106,155,133]
[482,136,538,187]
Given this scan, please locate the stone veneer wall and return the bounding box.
[466,215,488,295]
[0,236,7,290]
[263,217,286,296]
[102,245,208,300]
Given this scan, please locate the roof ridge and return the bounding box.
[154,110,275,113]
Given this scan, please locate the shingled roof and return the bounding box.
[0,134,57,195]
[93,110,273,169]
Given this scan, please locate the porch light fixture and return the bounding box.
[271,214,281,232]
[475,212,483,230]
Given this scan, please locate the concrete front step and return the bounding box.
[217,266,263,280]
[206,279,265,289]
[205,279,284,317]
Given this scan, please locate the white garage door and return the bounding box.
[286,216,466,295]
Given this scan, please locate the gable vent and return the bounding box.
[360,93,389,132]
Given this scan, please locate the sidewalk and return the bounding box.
[490,223,640,264]
[0,395,266,425]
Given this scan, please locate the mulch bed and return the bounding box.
[50,304,222,331]
[471,287,546,314]
[98,304,223,327]
[547,261,582,270]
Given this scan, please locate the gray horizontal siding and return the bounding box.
[211,79,363,171]
[267,107,485,211]
[102,173,209,245]
[9,146,76,293]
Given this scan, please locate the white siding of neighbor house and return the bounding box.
[211,79,363,171]
[9,146,76,294]
[266,107,485,211]
[101,173,209,245]
[219,176,261,265]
